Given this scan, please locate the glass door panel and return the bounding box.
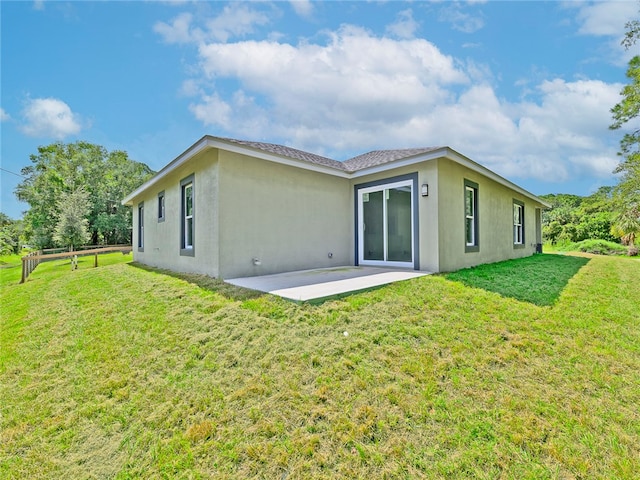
[362,190,384,261]
[386,187,412,262]
[358,180,414,267]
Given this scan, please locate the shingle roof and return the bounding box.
[342,147,443,172]
[218,137,444,173]
[219,137,346,171]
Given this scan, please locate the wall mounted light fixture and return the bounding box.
[421,184,429,197]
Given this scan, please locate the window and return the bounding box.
[180,174,195,256]
[513,200,524,247]
[158,191,165,222]
[464,179,479,252]
[137,202,144,251]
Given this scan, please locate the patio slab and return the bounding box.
[226,266,431,302]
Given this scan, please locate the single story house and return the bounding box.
[122,135,549,279]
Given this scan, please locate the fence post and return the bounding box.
[94,253,98,268]
[21,257,27,284]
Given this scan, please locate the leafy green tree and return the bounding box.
[540,189,617,244]
[610,55,640,203]
[0,213,24,255]
[53,188,91,250]
[16,142,154,248]
[609,7,640,245]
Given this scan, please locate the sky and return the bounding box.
[1,0,638,219]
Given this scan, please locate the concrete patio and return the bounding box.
[226,266,431,302]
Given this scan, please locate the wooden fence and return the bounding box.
[20,245,132,284]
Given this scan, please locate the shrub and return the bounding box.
[558,239,628,256]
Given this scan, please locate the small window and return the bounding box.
[137,202,144,251]
[158,191,165,222]
[180,174,195,256]
[513,200,525,247]
[464,179,479,252]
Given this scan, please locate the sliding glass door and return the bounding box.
[358,180,414,267]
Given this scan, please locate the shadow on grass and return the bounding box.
[128,262,264,302]
[444,254,590,306]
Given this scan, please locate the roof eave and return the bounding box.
[122,135,349,205]
[350,146,550,207]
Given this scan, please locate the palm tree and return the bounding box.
[611,204,640,246]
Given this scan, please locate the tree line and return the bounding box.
[1,142,153,253]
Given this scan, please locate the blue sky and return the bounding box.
[1,0,638,219]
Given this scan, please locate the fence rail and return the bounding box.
[20,245,132,283]
[20,250,42,284]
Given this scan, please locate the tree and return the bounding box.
[53,188,92,250]
[610,56,640,200]
[611,204,640,246]
[16,142,154,248]
[0,213,24,255]
[609,6,640,245]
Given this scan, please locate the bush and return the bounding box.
[558,239,628,256]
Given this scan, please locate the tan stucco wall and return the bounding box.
[350,160,440,272]
[128,146,545,279]
[437,159,542,272]
[217,151,351,278]
[130,149,220,276]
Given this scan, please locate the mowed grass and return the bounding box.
[445,254,591,306]
[1,254,639,479]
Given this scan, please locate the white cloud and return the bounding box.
[206,4,271,42]
[575,1,637,37]
[386,9,419,39]
[155,4,271,44]
[438,5,485,33]
[175,24,621,184]
[0,108,10,122]
[20,97,82,139]
[571,1,638,65]
[154,12,200,44]
[290,0,313,18]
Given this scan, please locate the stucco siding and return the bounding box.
[131,149,220,276]
[217,151,351,278]
[437,159,541,272]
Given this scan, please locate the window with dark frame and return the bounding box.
[158,191,165,222]
[137,202,144,251]
[180,175,195,256]
[464,179,479,252]
[513,200,524,247]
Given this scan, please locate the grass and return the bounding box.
[1,253,639,478]
[445,254,590,306]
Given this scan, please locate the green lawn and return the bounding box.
[1,253,639,479]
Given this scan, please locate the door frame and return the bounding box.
[354,173,420,270]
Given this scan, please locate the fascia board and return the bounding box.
[122,135,349,205]
[122,135,212,205]
[209,137,350,179]
[350,147,550,208]
[123,136,550,209]
[445,149,551,208]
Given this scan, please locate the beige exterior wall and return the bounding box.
[128,145,545,279]
[436,159,541,272]
[217,151,351,278]
[130,149,220,276]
